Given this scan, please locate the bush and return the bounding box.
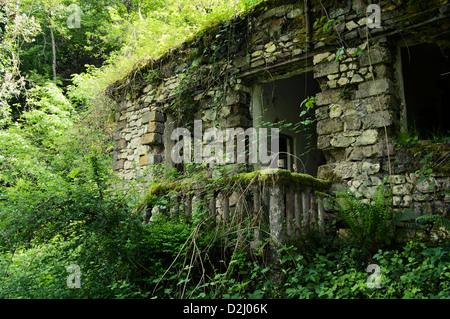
[321,181,395,256]
[184,240,450,299]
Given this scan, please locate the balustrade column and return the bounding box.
[286,189,294,238]
[252,185,262,243]
[318,197,325,229]
[269,184,285,247]
[294,191,303,236]
[302,191,310,232]
[221,192,230,223]
[184,193,192,219]
[310,193,317,229]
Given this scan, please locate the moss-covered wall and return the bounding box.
[110,0,450,216]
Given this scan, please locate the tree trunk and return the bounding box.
[48,10,56,82]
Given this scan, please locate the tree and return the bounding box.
[0,0,40,127]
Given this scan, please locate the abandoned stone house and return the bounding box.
[108,0,450,243]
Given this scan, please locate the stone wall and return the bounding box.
[110,0,450,216]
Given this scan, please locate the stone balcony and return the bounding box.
[141,169,332,248]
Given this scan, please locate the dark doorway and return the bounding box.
[261,72,326,176]
[401,43,450,138]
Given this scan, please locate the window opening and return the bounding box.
[258,72,326,176]
[401,43,450,139]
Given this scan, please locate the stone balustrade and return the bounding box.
[142,169,331,247]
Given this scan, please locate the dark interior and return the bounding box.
[401,43,450,138]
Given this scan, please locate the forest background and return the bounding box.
[0,0,448,299]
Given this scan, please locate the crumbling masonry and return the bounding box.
[109,0,450,232]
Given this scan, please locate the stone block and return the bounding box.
[333,162,358,179]
[219,105,232,118]
[337,77,349,86]
[291,48,302,56]
[314,60,340,78]
[113,159,124,171]
[265,42,277,53]
[329,104,343,118]
[251,58,265,68]
[233,56,250,68]
[316,118,344,135]
[344,115,362,131]
[361,110,393,129]
[260,4,293,19]
[350,74,364,84]
[345,20,359,31]
[327,74,339,80]
[342,130,361,137]
[316,89,341,106]
[124,161,133,170]
[139,154,162,166]
[129,137,141,149]
[361,161,380,174]
[139,155,148,167]
[330,134,356,148]
[142,133,162,145]
[346,142,384,160]
[137,144,149,156]
[317,135,332,150]
[226,90,248,106]
[313,52,332,65]
[389,175,406,184]
[124,133,132,141]
[327,80,338,88]
[116,138,127,149]
[315,106,329,120]
[142,110,164,124]
[360,45,391,66]
[393,184,412,196]
[355,78,394,99]
[147,121,165,133]
[416,177,438,193]
[354,129,378,146]
[144,94,155,104]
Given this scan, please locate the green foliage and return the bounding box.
[313,16,341,34]
[321,181,395,255]
[69,0,265,106]
[393,131,450,197]
[159,240,450,299]
[1,0,448,301]
[416,214,450,232]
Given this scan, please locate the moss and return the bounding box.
[143,169,331,207]
[146,180,188,196]
[233,169,331,190]
[232,170,262,184]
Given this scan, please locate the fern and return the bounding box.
[416,214,450,232]
[321,181,394,253]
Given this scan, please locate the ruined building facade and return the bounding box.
[109,0,450,224]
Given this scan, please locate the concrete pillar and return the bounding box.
[286,190,294,237]
[294,192,303,236]
[269,184,285,247]
[252,186,262,243]
[302,191,310,232]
